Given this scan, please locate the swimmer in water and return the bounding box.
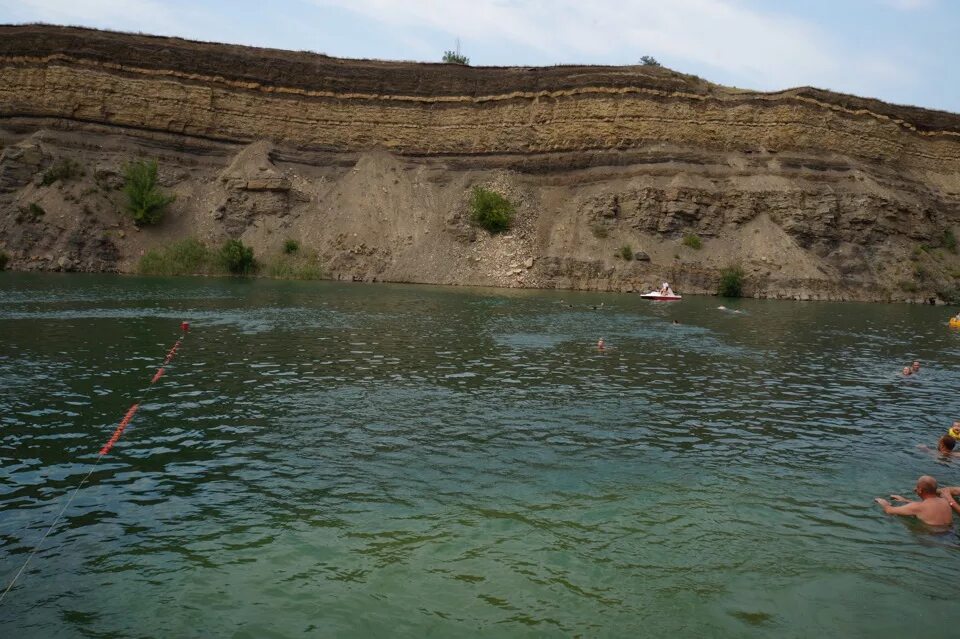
[938,435,957,454]
[948,420,960,439]
[597,338,605,351]
[902,366,913,376]
[918,435,960,458]
[912,360,921,373]
[875,475,954,527]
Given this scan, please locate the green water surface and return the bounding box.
[2,273,960,638]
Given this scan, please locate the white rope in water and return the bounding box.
[0,326,189,605]
[0,457,103,604]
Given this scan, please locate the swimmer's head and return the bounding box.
[938,435,956,453]
[916,475,938,496]
[597,338,605,349]
[902,366,912,376]
[912,360,921,371]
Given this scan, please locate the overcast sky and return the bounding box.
[2,0,957,113]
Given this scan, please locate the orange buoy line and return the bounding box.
[0,321,191,604]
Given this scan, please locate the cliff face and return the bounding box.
[2,25,960,302]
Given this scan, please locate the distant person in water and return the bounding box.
[948,421,960,439]
[939,435,956,453]
[597,338,605,351]
[672,319,680,325]
[912,360,921,373]
[875,475,953,527]
[902,366,913,376]
[918,435,959,457]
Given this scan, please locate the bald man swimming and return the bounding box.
[875,476,953,527]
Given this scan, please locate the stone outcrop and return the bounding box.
[1,24,959,302]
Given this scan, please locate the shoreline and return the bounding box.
[0,268,952,306]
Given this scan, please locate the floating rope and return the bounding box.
[0,321,191,604]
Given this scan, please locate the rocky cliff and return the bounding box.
[2,24,960,302]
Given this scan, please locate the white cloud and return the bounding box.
[306,0,908,94]
[2,0,924,103]
[882,0,936,10]
[7,0,183,34]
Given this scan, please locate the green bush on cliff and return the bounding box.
[41,158,84,186]
[718,265,745,297]
[283,239,300,254]
[943,229,957,254]
[220,239,257,275]
[442,50,469,65]
[682,233,702,250]
[17,202,46,223]
[470,187,514,234]
[266,252,323,280]
[123,159,175,226]
[0,250,9,271]
[619,244,634,261]
[138,238,219,276]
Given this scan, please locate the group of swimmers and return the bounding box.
[876,384,960,527]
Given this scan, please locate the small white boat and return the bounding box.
[640,291,682,301]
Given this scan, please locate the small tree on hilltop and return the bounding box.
[123,159,175,226]
[442,38,469,65]
[640,55,661,67]
[442,50,469,65]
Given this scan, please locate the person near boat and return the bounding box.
[658,282,675,297]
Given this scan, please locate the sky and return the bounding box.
[1,0,957,113]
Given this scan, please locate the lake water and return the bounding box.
[2,273,960,638]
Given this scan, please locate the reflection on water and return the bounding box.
[2,274,960,637]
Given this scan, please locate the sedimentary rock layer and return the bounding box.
[1,24,960,302]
